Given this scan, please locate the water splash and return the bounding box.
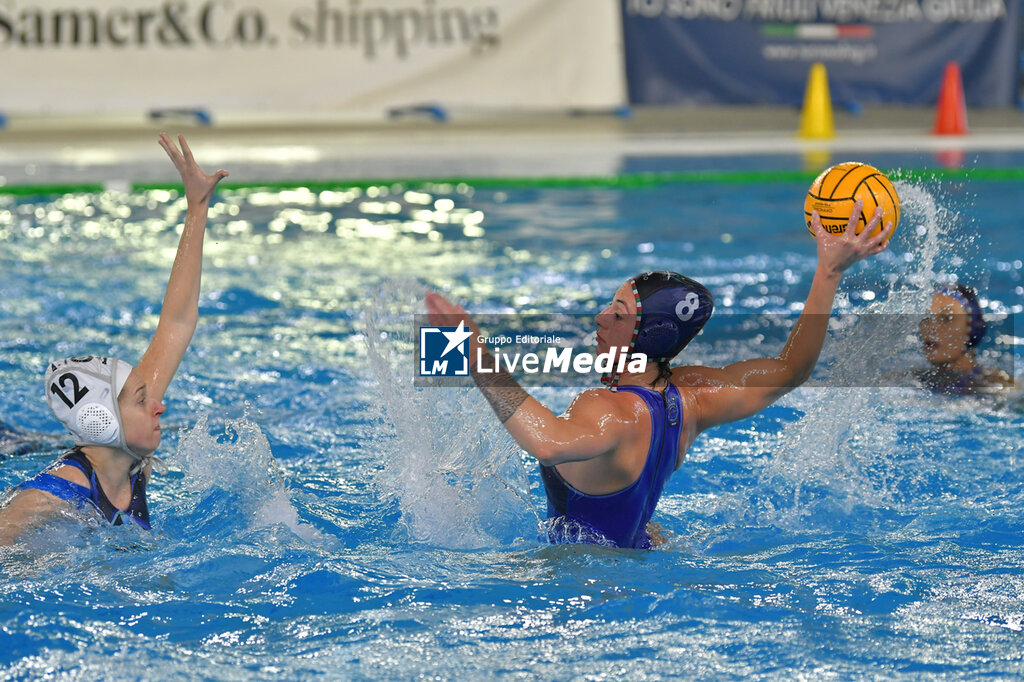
[174,415,322,544]
[760,179,976,522]
[363,280,538,549]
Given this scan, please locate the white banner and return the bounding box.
[0,0,625,117]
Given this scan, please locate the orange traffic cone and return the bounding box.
[933,62,968,135]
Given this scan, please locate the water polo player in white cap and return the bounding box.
[0,134,227,544]
[427,202,893,549]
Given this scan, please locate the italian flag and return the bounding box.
[762,24,875,39]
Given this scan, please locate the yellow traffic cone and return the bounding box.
[799,62,835,139]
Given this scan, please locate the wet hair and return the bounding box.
[651,359,672,388]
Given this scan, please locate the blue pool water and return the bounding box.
[0,155,1022,678]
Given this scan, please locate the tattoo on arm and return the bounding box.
[472,354,529,423]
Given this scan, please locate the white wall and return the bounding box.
[0,0,626,117]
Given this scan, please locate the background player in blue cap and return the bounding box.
[916,285,1018,395]
[427,202,893,549]
[0,134,228,545]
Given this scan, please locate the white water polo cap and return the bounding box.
[45,356,134,450]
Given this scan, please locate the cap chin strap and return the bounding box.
[116,433,169,477]
[124,447,169,477]
[602,280,644,391]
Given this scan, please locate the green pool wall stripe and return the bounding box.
[0,183,106,196]
[3,167,1024,196]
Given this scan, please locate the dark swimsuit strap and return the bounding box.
[57,449,149,527]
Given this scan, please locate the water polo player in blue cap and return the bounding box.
[916,284,1017,395]
[427,201,893,549]
[0,135,228,545]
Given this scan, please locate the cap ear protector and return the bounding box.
[936,286,986,349]
[632,271,714,360]
[45,356,133,450]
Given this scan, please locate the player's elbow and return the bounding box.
[739,385,794,420]
[766,359,813,392]
[158,299,199,327]
[173,308,199,330]
[529,442,562,466]
[528,439,590,466]
[789,366,814,389]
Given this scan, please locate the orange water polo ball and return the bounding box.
[805,162,900,242]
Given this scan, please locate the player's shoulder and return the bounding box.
[3,486,66,514]
[49,464,90,488]
[566,388,643,420]
[571,388,620,409]
[671,364,730,388]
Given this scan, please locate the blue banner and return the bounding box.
[622,0,1018,106]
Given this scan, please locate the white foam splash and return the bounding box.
[760,179,972,520]
[362,280,537,549]
[175,415,322,543]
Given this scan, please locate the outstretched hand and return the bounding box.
[425,292,486,365]
[159,133,229,207]
[811,200,894,277]
[425,292,482,335]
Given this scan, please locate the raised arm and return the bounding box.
[684,201,893,432]
[425,293,628,465]
[135,134,228,402]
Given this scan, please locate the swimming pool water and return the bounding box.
[0,157,1022,678]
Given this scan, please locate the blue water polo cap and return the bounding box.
[937,285,986,349]
[631,271,713,360]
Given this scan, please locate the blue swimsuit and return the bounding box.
[540,384,683,549]
[16,449,151,530]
